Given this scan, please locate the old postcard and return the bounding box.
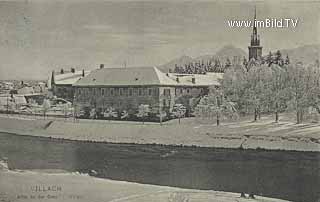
[0,0,319,202]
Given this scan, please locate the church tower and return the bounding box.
[248,7,262,60]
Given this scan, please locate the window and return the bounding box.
[164,89,170,96]
[123,88,128,96]
[133,88,138,96]
[138,88,142,96]
[129,88,133,96]
[105,88,109,96]
[114,88,119,96]
[101,88,104,96]
[180,89,183,94]
[148,88,152,96]
[186,88,190,94]
[119,88,123,96]
[110,88,114,96]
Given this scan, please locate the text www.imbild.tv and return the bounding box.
[227,18,299,28]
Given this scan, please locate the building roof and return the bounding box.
[73,67,178,87]
[47,70,91,88]
[168,72,223,87]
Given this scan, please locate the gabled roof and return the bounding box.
[48,70,91,88]
[73,67,177,87]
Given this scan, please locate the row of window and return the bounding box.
[76,87,204,97]
[77,87,159,97]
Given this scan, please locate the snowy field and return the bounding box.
[0,162,290,202]
[0,114,319,151]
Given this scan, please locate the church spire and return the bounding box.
[251,6,259,46]
[248,6,262,60]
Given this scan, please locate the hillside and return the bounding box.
[278,44,320,65]
[158,45,246,73]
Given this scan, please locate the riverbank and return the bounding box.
[0,115,319,152]
[0,165,290,202]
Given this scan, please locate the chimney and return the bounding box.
[100,64,104,69]
[176,77,179,83]
[192,77,196,84]
[71,68,75,73]
[60,68,64,74]
[82,69,85,77]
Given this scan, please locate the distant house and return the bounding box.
[17,86,35,95]
[2,82,14,90]
[33,82,47,93]
[73,66,222,117]
[48,68,90,101]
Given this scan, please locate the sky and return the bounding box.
[0,0,319,80]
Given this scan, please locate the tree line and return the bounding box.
[171,50,291,74]
[195,59,320,125]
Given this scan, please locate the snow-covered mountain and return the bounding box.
[158,45,246,72]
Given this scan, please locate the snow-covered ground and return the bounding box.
[0,162,290,202]
[0,115,319,151]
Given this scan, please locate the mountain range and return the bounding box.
[158,44,320,73]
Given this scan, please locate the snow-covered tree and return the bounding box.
[275,50,284,66]
[268,64,290,122]
[121,110,129,120]
[266,51,273,67]
[172,104,186,124]
[221,65,247,115]
[103,107,118,119]
[136,104,150,124]
[225,57,232,69]
[286,63,313,123]
[242,57,248,71]
[284,55,290,65]
[195,88,237,126]
[42,98,51,119]
[89,108,97,119]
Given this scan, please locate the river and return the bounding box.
[0,132,319,202]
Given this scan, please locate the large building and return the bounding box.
[72,66,222,117]
[248,7,262,61]
[49,68,90,101]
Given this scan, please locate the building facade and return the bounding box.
[70,67,222,119]
[49,69,90,102]
[73,67,176,117]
